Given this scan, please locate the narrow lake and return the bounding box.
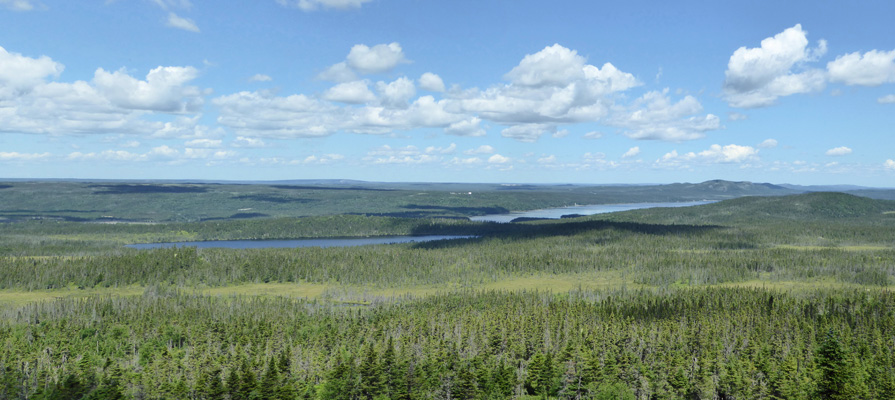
[470,200,715,223]
[128,201,714,249]
[126,235,476,250]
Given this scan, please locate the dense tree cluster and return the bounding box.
[2,288,894,399]
[1,192,894,399]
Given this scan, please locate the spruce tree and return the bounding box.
[815,330,851,400]
[358,343,383,400]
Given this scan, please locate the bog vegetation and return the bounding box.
[1,181,894,399]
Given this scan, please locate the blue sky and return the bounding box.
[1,0,894,185]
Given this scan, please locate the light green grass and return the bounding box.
[711,274,864,291]
[200,282,330,298]
[0,285,145,308]
[0,270,880,310]
[774,244,892,251]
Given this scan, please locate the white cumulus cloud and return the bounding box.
[505,44,588,87]
[214,91,341,138]
[878,94,895,104]
[622,147,640,158]
[376,77,416,108]
[0,0,37,11]
[500,124,555,143]
[317,43,406,82]
[249,74,273,82]
[825,146,852,156]
[464,145,495,155]
[0,45,64,92]
[316,62,357,83]
[166,12,199,32]
[658,144,759,165]
[93,66,203,113]
[0,47,210,137]
[723,24,827,108]
[488,154,511,164]
[445,117,486,137]
[609,89,721,141]
[537,155,557,164]
[758,139,778,149]
[450,44,642,141]
[185,138,221,148]
[885,159,895,170]
[346,43,406,74]
[419,72,445,92]
[322,80,377,104]
[0,151,50,161]
[364,145,441,164]
[276,0,373,11]
[827,50,895,86]
[231,136,267,148]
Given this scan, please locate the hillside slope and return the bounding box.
[603,192,895,225]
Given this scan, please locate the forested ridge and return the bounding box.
[1,190,894,399]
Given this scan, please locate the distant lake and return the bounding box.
[470,201,715,223]
[126,235,476,250]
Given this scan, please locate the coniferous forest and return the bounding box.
[1,181,894,399]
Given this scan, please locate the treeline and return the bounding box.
[2,220,893,291]
[1,288,893,399]
[0,215,484,256]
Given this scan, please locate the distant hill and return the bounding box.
[672,180,790,196]
[1,179,892,223]
[604,192,895,225]
[715,192,894,219]
[779,183,874,192]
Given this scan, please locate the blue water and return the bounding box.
[126,235,476,250]
[469,200,715,223]
[128,201,714,249]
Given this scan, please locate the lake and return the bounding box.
[128,201,714,249]
[126,235,477,250]
[469,200,715,223]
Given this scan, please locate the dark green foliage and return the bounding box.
[1,288,895,399]
[2,187,895,399]
[815,330,856,400]
[0,179,810,223]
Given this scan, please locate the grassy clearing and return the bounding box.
[199,281,329,298]
[710,273,865,291]
[774,244,893,251]
[9,269,864,309]
[0,285,145,308]
[0,271,870,310]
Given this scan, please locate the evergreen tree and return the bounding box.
[319,355,353,400]
[525,351,546,396]
[381,337,397,397]
[558,356,585,400]
[239,360,259,400]
[815,330,852,400]
[98,365,125,400]
[359,343,383,400]
[453,362,476,400]
[593,381,636,400]
[261,357,281,400]
[226,367,242,400]
[202,368,227,400]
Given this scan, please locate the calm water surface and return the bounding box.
[127,235,476,250]
[129,201,714,249]
[470,200,715,223]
